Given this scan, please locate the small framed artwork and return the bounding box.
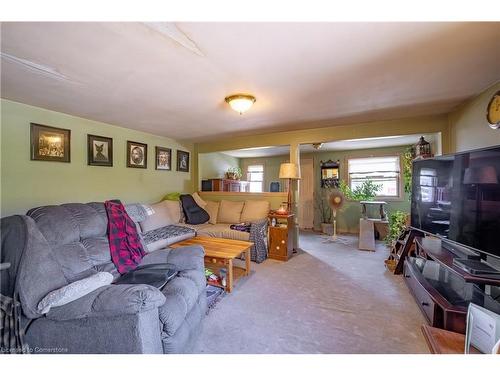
[155,146,172,170]
[30,123,71,162]
[88,134,113,167]
[127,141,148,169]
[176,150,190,172]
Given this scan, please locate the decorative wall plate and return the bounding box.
[486,90,500,129]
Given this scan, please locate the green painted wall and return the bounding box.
[237,145,413,233]
[1,100,193,217]
[240,155,288,192]
[449,81,500,153]
[198,152,240,189]
[303,145,412,233]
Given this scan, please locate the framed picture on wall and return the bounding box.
[30,123,71,162]
[87,134,113,167]
[176,150,190,172]
[127,141,148,168]
[155,146,172,170]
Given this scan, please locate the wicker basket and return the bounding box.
[384,258,397,272]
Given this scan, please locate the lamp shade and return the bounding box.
[279,163,301,179]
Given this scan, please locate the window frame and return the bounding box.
[346,155,403,200]
[246,164,264,193]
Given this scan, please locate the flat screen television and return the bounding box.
[411,145,500,259]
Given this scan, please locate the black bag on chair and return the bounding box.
[179,194,210,225]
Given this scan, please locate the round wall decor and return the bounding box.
[486,90,500,129]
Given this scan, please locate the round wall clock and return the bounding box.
[486,90,500,129]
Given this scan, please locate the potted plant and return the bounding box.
[384,210,410,247]
[402,146,414,200]
[224,167,242,180]
[315,190,333,235]
[315,178,341,234]
[338,180,381,201]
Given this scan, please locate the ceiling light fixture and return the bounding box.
[225,94,256,115]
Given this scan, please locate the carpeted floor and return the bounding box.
[190,231,429,354]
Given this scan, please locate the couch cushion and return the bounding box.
[196,224,250,241]
[158,269,205,336]
[217,200,244,224]
[240,200,270,222]
[142,225,196,252]
[27,205,80,245]
[191,192,207,208]
[205,201,219,225]
[27,203,116,283]
[2,215,69,319]
[140,200,180,232]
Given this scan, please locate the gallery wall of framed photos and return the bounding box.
[1,99,194,217]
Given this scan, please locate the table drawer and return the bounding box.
[404,261,438,326]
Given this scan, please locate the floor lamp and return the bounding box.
[279,163,301,214]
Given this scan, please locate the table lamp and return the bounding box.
[279,162,301,213]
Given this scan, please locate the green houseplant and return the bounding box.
[315,189,333,234]
[402,146,414,200]
[339,180,381,201]
[224,166,243,180]
[385,210,409,246]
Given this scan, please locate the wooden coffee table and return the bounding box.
[170,236,253,293]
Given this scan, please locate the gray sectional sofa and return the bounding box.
[1,203,207,354]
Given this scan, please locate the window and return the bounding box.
[247,164,264,193]
[419,168,437,203]
[348,156,400,197]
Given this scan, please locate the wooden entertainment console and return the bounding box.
[403,234,500,334]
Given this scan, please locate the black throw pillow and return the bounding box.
[180,194,210,225]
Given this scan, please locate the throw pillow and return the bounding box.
[37,272,113,314]
[191,192,207,208]
[163,192,181,201]
[180,194,210,225]
[240,200,271,222]
[205,201,220,224]
[218,200,244,224]
[140,200,179,232]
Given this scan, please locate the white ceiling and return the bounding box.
[1,22,499,142]
[221,133,438,158]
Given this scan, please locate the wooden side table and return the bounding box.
[268,213,295,261]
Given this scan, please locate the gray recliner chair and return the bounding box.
[1,203,207,354]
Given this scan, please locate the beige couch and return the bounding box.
[139,195,270,249]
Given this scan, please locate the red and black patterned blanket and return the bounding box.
[105,200,146,274]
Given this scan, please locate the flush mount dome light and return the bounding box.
[225,94,256,114]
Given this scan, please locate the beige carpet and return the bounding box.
[189,231,429,354]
